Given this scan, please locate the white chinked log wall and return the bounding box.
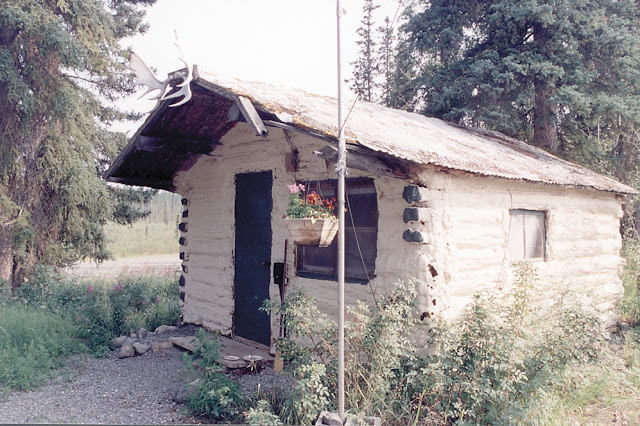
[413,169,625,328]
[173,122,625,346]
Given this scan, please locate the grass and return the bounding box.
[3,228,640,423]
[541,336,640,424]
[0,268,182,392]
[543,239,640,424]
[104,221,179,258]
[0,304,85,391]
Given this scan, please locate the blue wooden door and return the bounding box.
[234,171,272,346]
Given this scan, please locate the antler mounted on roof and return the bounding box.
[127,51,194,108]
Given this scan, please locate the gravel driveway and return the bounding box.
[0,345,203,425]
[0,323,295,425]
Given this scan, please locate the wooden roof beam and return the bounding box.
[263,120,334,143]
[234,96,268,137]
[135,136,219,155]
[107,176,175,191]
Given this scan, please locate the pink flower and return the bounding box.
[114,284,124,292]
[288,183,306,194]
[288,184,300,194]
[87,285,94,295]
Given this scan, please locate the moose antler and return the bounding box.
[127,50,193,108]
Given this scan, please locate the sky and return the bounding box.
[120,0,406,119]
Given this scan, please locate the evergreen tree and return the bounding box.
[351,0,380,102]
[401,0,640,154]
[378,17,395,107]
[386,17,425,111]
[0,0,156,289]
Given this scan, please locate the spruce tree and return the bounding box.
[351,0,380,102]
[0,0,156,289]
[378,17,395,107]
[401,0,640,155]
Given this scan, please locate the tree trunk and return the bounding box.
[614,132,637,183]
[532,21,559,151]
[533,81,559,151]
[0,225,13,294]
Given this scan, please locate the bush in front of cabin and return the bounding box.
[264,263,602,425]
[263,279,420,424]
[620,239,640,326]
[181,328,248,423]
[409,263,601,424]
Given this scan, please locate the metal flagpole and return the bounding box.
[336,0,346,423]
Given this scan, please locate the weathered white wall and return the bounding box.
[173,123,425,346]
[412,170,625,328]
[173,121,626,346]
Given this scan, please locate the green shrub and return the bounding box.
[244,399,283,425]
[264,279,419,424]
[620,240,640,325]
[0,265,181,392]
[265,263,602,425]
[15,264,62,307]
[0,304,85,390]
[182,329,247,422]
[534,327,640,424]
[16,267,181,355]
[74,275,181,354]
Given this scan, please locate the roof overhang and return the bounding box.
[104,75,412,191]
[105,71,637,195]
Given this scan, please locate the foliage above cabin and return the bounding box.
[0,0,156,288]
[352,0,640,220]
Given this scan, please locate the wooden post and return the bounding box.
[336,0,346,422]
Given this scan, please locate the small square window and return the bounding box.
[508,210,545,261]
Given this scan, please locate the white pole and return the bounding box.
[336,0,346,423]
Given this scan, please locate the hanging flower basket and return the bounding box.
[284,217,338,247]
[285,182,338,247]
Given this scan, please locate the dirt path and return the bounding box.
[64,254,181,278]
[0,332,204,425]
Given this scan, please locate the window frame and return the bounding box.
[295,177,378,284]
[507,209,547,262]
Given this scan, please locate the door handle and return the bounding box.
[261,260,271,267]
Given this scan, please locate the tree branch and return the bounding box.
[1,208,22,228]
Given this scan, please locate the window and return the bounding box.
[507,209,546,260]
[297,178,378,282]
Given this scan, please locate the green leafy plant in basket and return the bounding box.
[285,183,336,221]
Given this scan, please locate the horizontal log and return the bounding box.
[263,120,334,143]
[403,185,429,204]
[403,229,428,244]
[106,176,175,191]
[403,207,431,224]
[314,144,409,179]
[135,136,218,155]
